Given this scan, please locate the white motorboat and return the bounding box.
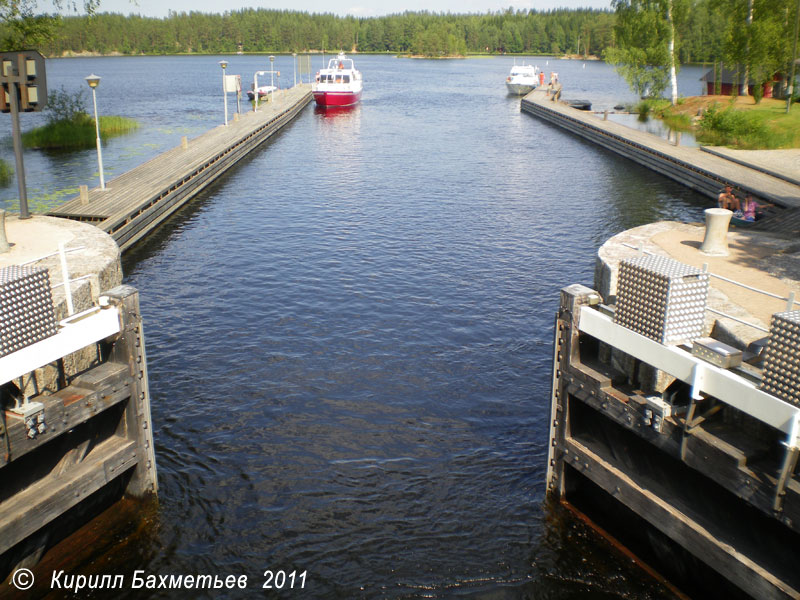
[505,63,539,95]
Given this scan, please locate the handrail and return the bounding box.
[19,243,90,316]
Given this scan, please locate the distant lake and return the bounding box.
[15,55,709,599]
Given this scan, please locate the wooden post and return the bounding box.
[546,284,602,498]
[79,185,89,205]
[104,285,158,498]
[181,136,188,150]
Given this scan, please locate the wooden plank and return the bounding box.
[49,86,311,238]
[2,362,132,466]
[0,436,137,555]
[104,286,158,497]
[564,437,800,600]
[565,363,800,533]
[109,91,311,252]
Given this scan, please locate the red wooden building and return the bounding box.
[700,67,777,98]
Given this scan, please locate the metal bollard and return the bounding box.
[0,209,9,253]
[700,208,732,256]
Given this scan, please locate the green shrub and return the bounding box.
[45,87,88,124]
[22,114,138,149]
[697,103,792,148]
[660,111,692,131]
[21,86,138,150]
[0,159,13,186]
[752,82,764,104]
[635,99,667,121]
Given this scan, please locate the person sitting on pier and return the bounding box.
[741,193,772,221]
[717,185,739,212]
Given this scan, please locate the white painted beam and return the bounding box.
[579,306,800,448]
[0,305,121,387]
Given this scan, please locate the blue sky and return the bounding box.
[63,0,613,19]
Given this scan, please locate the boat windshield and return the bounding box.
[327,57,354,70]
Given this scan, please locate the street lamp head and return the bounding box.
[219,60,228,70]
[269,55,275,63]
[85,74,101,89]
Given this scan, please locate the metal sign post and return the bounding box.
[0,51,46,220]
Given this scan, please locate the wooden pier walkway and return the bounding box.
[50,84,312,252]
[521,88,800,235]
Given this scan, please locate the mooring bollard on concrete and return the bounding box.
[0,209,9,253]
[700,207,733,256]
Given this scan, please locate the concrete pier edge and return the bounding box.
[595,220,800,349]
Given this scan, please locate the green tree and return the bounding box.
[605,0,687,103]
[715,0,795,99]
[0,0,100,50]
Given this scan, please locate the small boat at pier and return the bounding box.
[247,85,277,101]
[313,52,363,108]
[505,63,539,95]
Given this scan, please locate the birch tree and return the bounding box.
[605,0,687,104]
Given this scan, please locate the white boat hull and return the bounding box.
[506,82,536,95]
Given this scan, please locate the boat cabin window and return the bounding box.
[342,75,350,83]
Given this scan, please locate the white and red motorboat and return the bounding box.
[313,52,363,108]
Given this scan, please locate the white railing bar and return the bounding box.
[51,274,93,289]
[0,305,121,387]
[58,242,74,316]
[704,267,800,307]
[705,307,770,333]
[20,245,86,266]
[619,242,799,310]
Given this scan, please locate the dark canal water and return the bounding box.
[9,55,710,598]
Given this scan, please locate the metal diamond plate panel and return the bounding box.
[760,310,800,406]
[0,266,57,357]
[614,255,709,345]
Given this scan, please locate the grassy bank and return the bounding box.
[636,96,800,149]
[22,114,139,150]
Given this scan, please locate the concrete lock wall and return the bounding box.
[0,215,123,397]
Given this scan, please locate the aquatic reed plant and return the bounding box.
[0,159,13,186]
[21,87,139,150]
[658,110,692,132]
[22,114,139,149]
[635,99,670,122]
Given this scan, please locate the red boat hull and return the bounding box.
[313,90,361,107]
